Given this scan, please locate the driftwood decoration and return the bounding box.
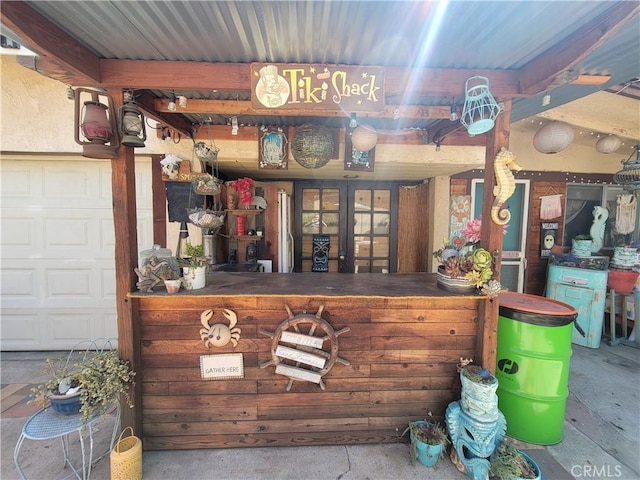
[259,304,350,391]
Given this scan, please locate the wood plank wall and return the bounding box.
[136,294,481,450]
[527,181,567,295]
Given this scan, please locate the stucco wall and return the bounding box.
[1,55,622,174]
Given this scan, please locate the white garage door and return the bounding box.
[0,155,153,351]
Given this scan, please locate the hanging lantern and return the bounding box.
[595,135,622,154]
[118,97,147,147]
[533,121,574,154]
[74,87,119,159]
[460,76,502,136]
[351,125,378,152]
[613,145,640,190]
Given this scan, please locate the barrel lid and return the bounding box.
[498,291,577,316]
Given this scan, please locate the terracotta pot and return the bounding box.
[607,269,639,293]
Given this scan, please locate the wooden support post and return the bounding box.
[476,99,512,372]
[110,89,142,434]
[151,154,167,247]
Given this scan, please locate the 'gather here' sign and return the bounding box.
[200,353,244,380]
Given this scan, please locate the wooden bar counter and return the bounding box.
[129,272,484,450]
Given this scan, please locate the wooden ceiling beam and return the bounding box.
[518,2,640,95]
[136,92,193,138]
[182,124,483,146]
[154,98,452,119]
[1,1,101,82]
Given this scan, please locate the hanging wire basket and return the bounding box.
[194,141,220,163]
[187,208,226,229]
[192,174,222,196]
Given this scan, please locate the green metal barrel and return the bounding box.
[496,292,577,445]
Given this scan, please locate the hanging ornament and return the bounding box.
[533,121,574,154]
[595,135,622,154]
[351,125,378,152]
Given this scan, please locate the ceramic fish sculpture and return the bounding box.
[491,148,522,225]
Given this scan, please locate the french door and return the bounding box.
[471,179,530,292]
[294,181,398,273]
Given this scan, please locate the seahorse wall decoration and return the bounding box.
[491,148,522,225]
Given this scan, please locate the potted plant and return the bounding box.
[402,412,450,467]
[457,358,500,420]
[571,234,593,257]
[433,216,505,297]
[30,346,135,423]
[181,243,208,290]
[489,440,541,480]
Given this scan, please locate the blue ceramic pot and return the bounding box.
[518,451,541,480]
[409,420,445,467]
[48,392,82,415]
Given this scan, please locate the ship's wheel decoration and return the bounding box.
[259,304,350,391]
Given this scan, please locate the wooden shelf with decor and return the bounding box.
[225,209,263,217]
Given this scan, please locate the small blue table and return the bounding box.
[14,403,120,480]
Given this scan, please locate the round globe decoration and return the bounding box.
[291,124,335,169]
[533,121,574,154]
[351,125,378,152]
[595,135,622,154]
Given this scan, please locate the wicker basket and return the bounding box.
[187,208,225,229]
[110,426,142,480]
[192,175,221,196]
[291,124,334,169]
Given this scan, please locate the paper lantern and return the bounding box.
[351,125,378,152]
[533,121,574,154]
[595,135,622,154]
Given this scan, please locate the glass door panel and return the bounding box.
[295,182,398,273]
[351,186,394,273]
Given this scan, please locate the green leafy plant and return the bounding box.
[181,243,207,270]
[30,349,135,423]
[401,412,450,465]
[489,440,538,480]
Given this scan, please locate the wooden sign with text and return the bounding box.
[200,353,244,380]
[251,63,384,112]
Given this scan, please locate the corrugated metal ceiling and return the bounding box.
[4,1,639,140]
[26,1,613,68]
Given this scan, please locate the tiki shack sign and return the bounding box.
[251,63,384,112]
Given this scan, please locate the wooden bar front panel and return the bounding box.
[133,273,482,450]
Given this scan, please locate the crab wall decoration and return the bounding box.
[200,308,241,348]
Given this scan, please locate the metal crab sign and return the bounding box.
[199,309,241,348]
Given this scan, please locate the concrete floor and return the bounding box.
[1,342,638,480]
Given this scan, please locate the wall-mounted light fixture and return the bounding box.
[450,103,458,122]
[118,91,147,147]
[73,87,119,158]
[167,92,177,112]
